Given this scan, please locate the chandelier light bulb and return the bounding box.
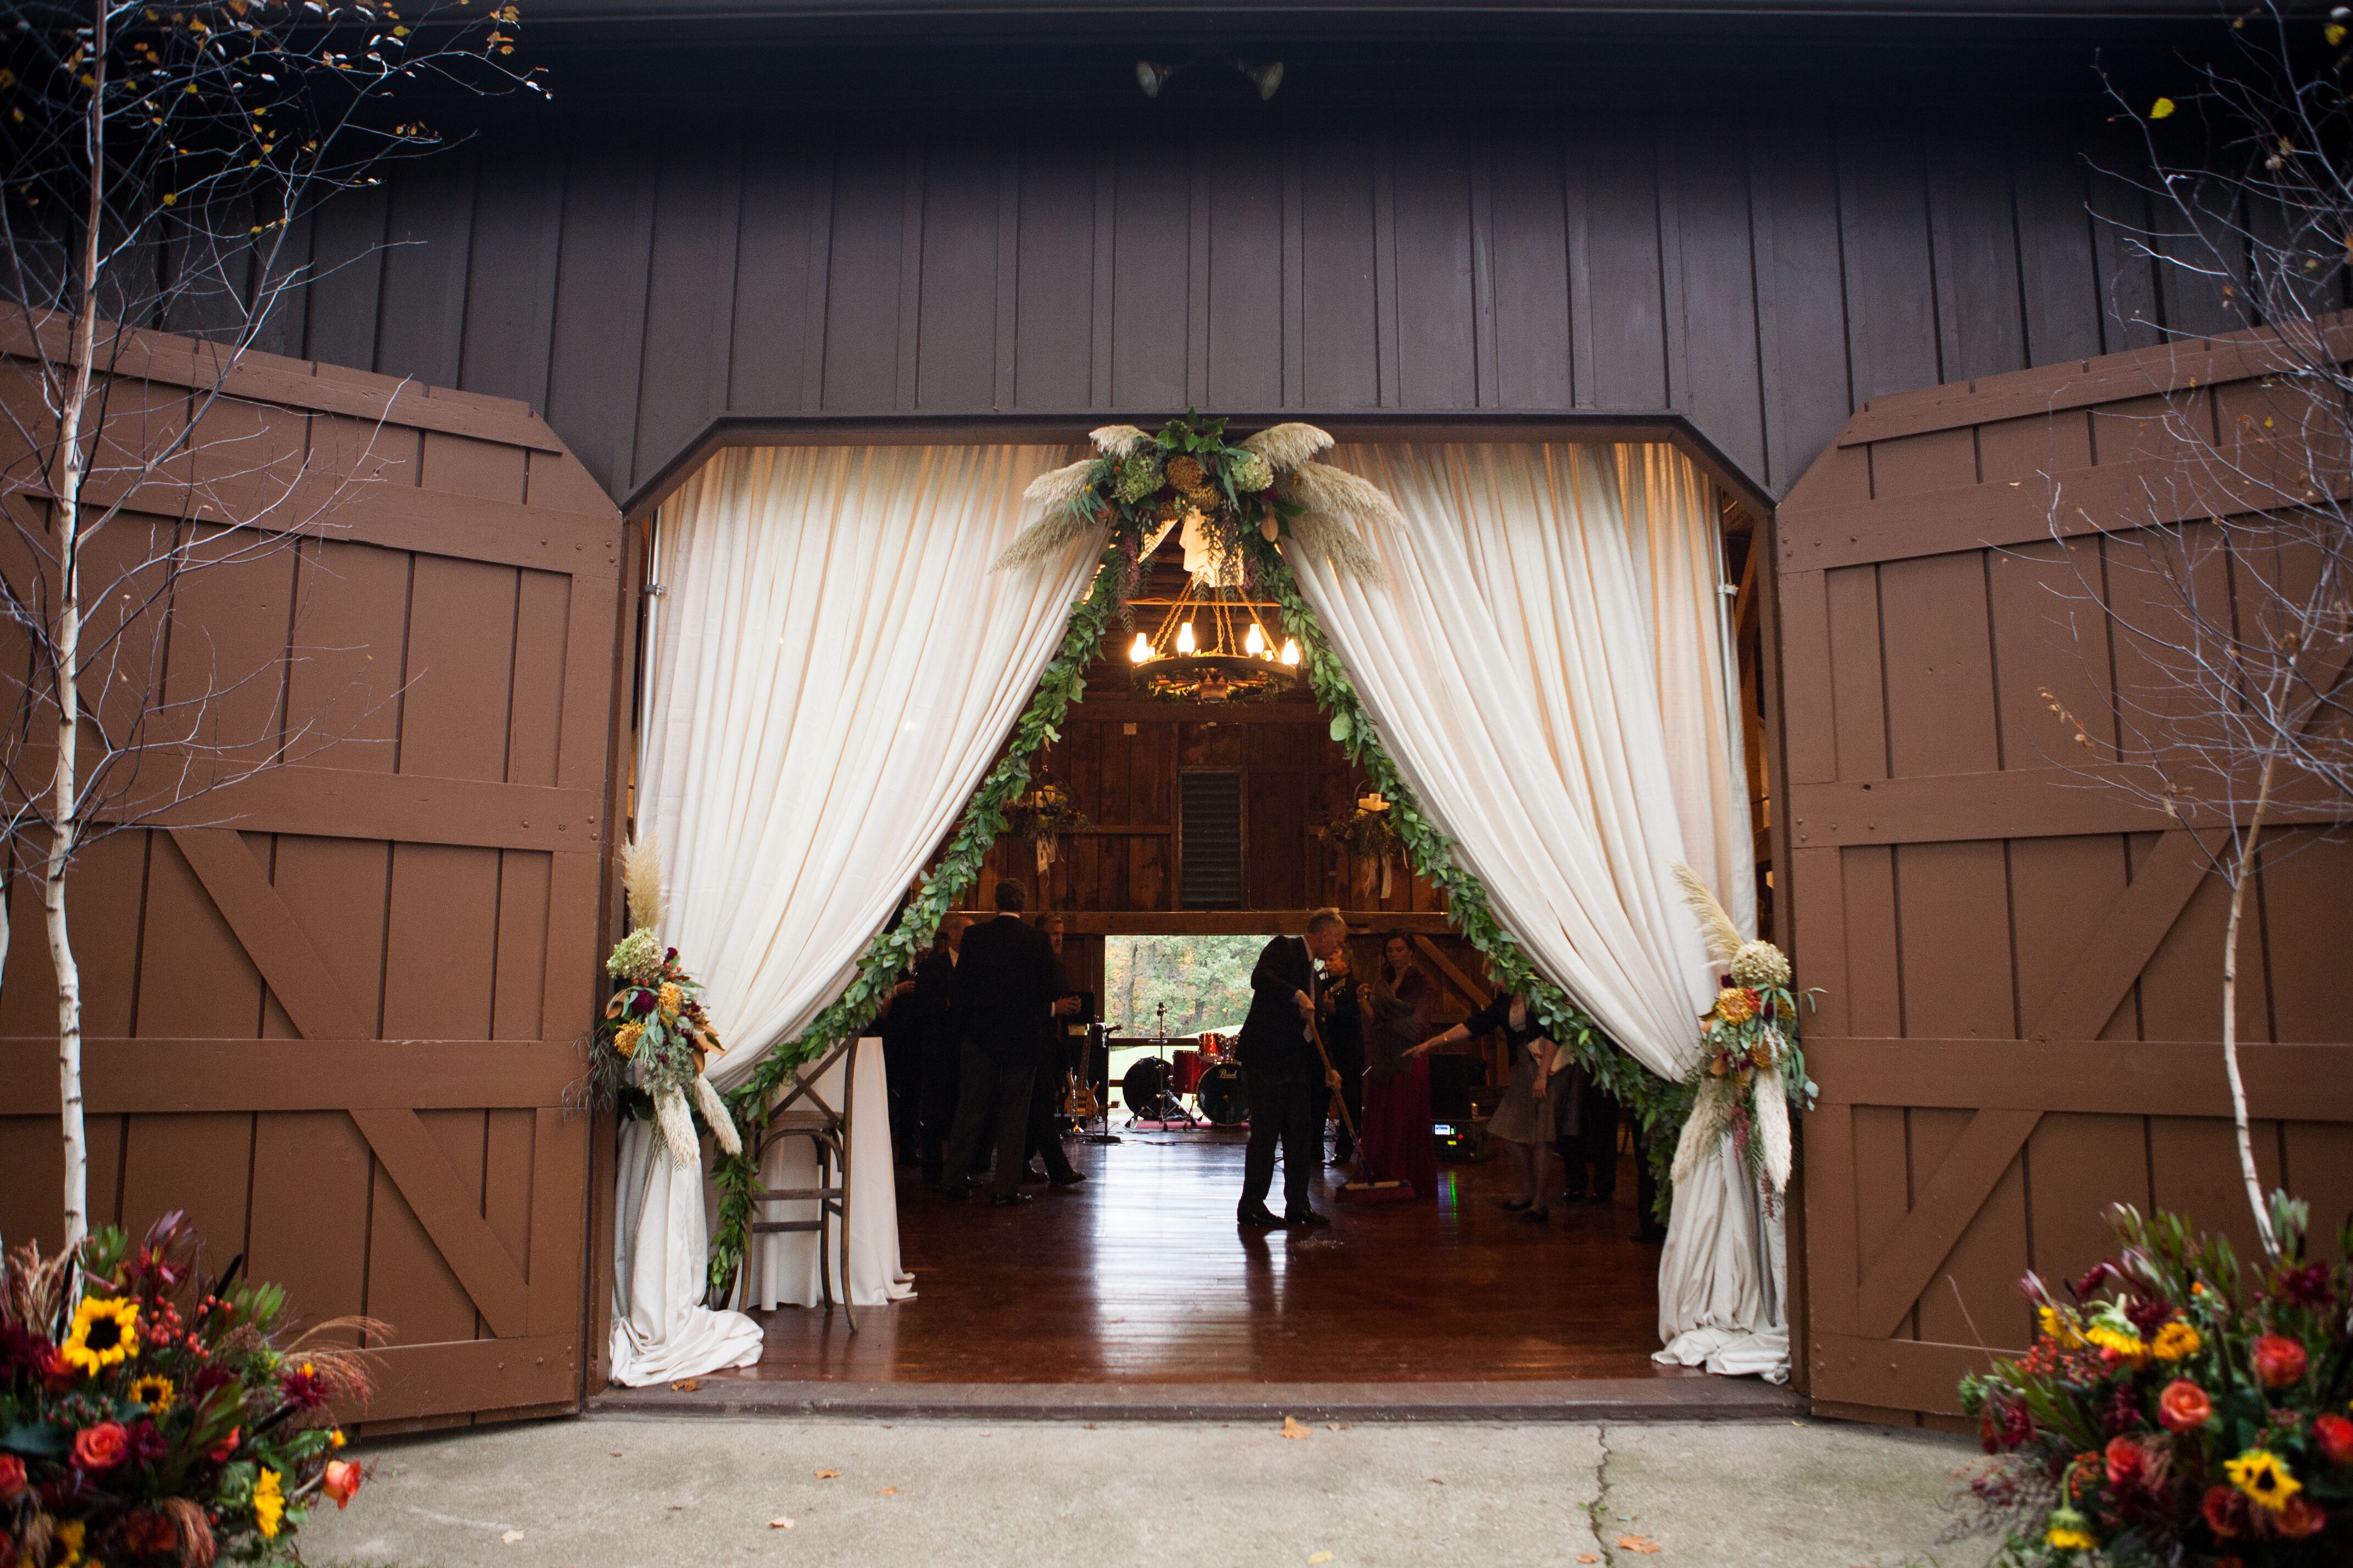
[1245,623,1266,655]
[1128,632,1152,664]
[1176,621,1196,654]
[1280,638,1300,666]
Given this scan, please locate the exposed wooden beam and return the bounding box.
[1413,934,1491,1009]
[1807,1037,2350,1119]
[1015,909,1457,936]
[351,1108,535,1338]
[1065,699,1327,727]
[1787,770,2343,846]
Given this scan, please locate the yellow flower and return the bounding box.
[2224,1448,2300,1513]
[2151,96,2176,119]
[657,983,682,1020]
[2151,1321,2202,1361]
[2329,21,2348,45]
[330,1427,347,1449]
[2045,1525,2096,1552]
[129,1372,176,1414]
[253,1465,286,1538]
[1712,987,1756,1026]
[2038,1305,2083,1348]
[2085,1323,2147,1363]
[614,1020,645,1059]
[54,1520,86,1566]
[61,1295,141,1374]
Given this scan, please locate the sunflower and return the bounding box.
[253,1466,286,1538]
[2044,1509,2096,1552]
[128,1372,176,1414]
[2224,1448,2301,1513]
[60,1295,141,1374]
[2151,1321,2202,1361]
[1712,987,1756,1026]
[614,1020,645,1059]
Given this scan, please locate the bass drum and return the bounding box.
[1120,1056,1179,1120]
[1195,1061,1248,1127]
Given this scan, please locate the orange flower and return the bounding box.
[323,1457,364,1509]
[2158,1378,2212,1432]
[1712,987,1756,1026]
[2251,1334,2307,1388]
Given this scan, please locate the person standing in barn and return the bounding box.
[1235,909,1348,1228]
[942,881,1062,1206]
[1318,943,1366,1167]
[914,913,972,1191]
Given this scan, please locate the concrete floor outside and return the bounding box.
[306,1413,2002,1568]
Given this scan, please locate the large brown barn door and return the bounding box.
[1774,331,2353,1423]
[0,326,626,1428]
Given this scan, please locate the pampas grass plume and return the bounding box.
[654,1083,702,1169]
[1672,863,1744,969]
[1672,1074,1734,1188]
[1090,424,1151,458]
[1755,1067,1793,1194]
[621,835,665,936]
[691,1074,743,1157]
[1241,421,1334,472]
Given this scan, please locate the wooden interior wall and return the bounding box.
[245,35,2169,515]
[1777,324,2353,1425]
[0,323,626,1430]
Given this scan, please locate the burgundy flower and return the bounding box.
[2250,1333,2307,1388]
[128,1419,168,1465]
[190,1363,236,1398]
[2274,1264,2334,1310]
[2101,1384,2142,1436]
[2123,1296,2174,1335]
[0,1324,49,1377]
[630,989,657,1016]
[280,1363,330,1410]
[2074,1262,2117,1300]
[71,1421,130,1472]
[2277,1495,2328,1539]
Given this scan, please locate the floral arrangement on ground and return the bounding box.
[1959,1194,2349,1565]
[1,1211,370,1567]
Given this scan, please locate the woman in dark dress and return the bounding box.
[1411,987,1575,1221]
[1358,930,1440,1202]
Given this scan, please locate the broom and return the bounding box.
[1306,1009,1416,1204]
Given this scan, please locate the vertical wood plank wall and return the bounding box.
[0,333,628,1429]
[255,66,2160,515]
[1777,328,2353,1423]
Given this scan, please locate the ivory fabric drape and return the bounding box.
[609,443,1096,1387]
[1299,442,1783,1378]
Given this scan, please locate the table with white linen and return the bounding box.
[744,1036,916,1311]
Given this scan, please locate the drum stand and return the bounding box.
[1125,1006,1201,1128]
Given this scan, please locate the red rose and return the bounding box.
[2316,1414,2353,1466]
[2250,1333,2307,1388]
[2204,1483,2251,1539]
[2158,1378,2213,1432]
[37,1345,76,1392]
[71,1421,130,1471]
[2277,1495,2328,1539]
[2104,1435,2147,1489]
[323,1457,364,1509]
[0,1455,23,1500]
[206,1425,240,1463]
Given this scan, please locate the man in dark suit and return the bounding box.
[1017,913,1088,1187]
[1235,908,1348,1228]
[942,880,1062,1206]
[914,913,971,1191]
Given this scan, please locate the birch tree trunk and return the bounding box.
[2220,752,2279,1261]
[49,8,105,1254]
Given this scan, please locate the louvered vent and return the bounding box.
[1179,770,1244,909]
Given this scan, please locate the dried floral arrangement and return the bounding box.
[1001,777,1090,871]
[1668,864,1816,1209]
[1959,1196,2350,1564]
[993,414,1401,591]
[586,836,743,1169]
[1,1211,371,1567]
[1317,790,1404,897]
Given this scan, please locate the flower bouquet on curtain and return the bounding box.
[589,836,742,1169]
[1668,865,1817,1212]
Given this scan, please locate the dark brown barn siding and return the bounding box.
[287,49,2165,511]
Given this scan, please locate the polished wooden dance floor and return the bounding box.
[733,1131,1688,1385]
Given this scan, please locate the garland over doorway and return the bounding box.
[702,419,1717,1307]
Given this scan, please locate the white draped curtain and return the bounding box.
[1303,442,1785,1379]
[609,443,1095,1387]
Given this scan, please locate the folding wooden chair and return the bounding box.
[748,1037,857,1331]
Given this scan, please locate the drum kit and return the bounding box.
[1116,1010,1248,1128]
